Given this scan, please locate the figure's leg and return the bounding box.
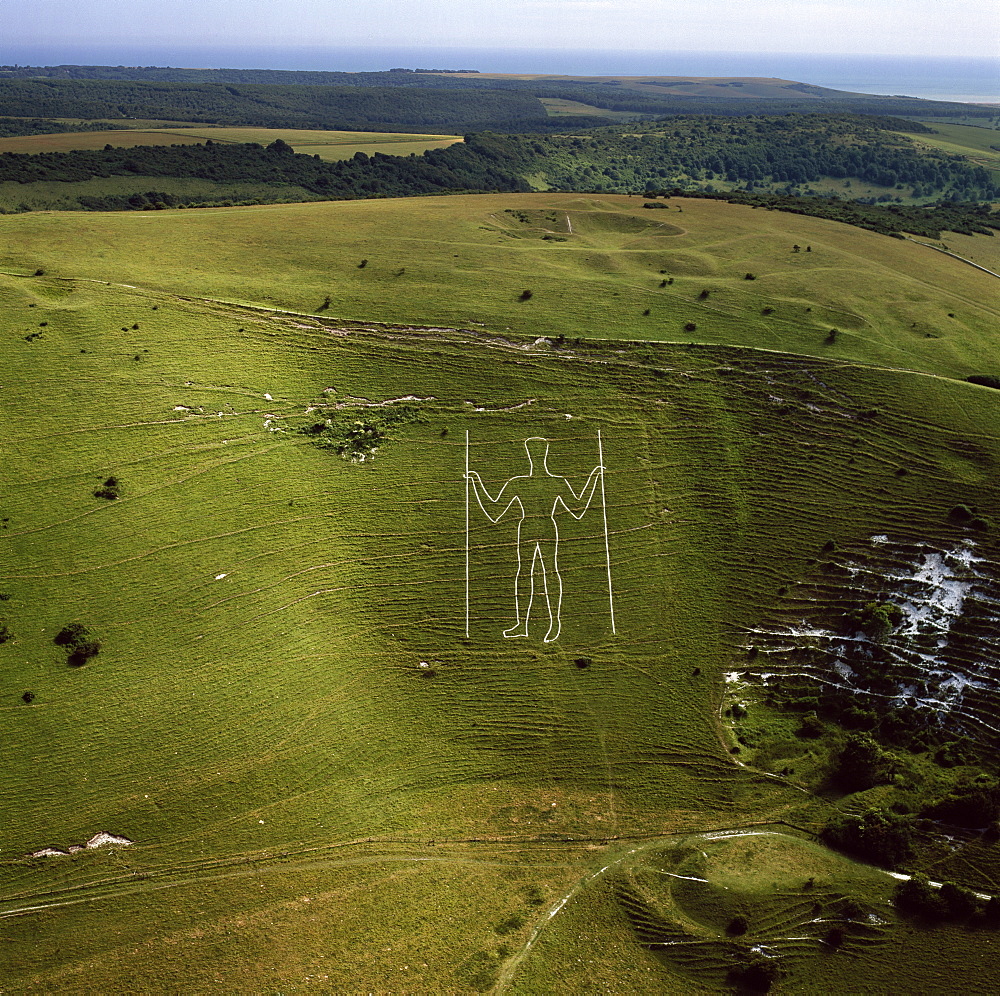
[541,540,563,643]
[504,538,536,638]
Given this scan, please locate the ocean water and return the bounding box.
[3,44,998,105]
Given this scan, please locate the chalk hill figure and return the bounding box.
[465,436,608,642]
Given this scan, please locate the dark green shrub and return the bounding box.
[54,623,89,647]
[923,775,1000,827]
[54,623,102,665]
[967,374,1000,390]
[727,955,779,993]
[843,601,903,641]
[893,875,947,920]
[933,741,971,768]
[940,882,982,920]
[68,641,101,666]
[797,714,824,738]
[832,733,900,791]
[94,475,121,500]
[726,914,749,936]
[495,914,525,935]
[21,690,34,704]
[948,504,975,522]
[821,806,914,868]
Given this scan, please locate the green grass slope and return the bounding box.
[1,196,999,992]
[2,193,998,380]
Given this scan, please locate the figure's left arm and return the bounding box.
[560,465,604,519]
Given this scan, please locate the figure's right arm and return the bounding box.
[465,470,492,502]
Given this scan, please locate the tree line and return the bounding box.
[2,115,996,239]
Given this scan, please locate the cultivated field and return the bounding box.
[538,98,641,120]
[1,194,999,992]
[0,124,463,159]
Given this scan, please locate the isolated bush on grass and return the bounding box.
[54,623,102,666]
[727,954,780,993]
[93,475,121,500]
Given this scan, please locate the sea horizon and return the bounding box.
[2,45,998,106]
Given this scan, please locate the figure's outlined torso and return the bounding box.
[465,436,606,642]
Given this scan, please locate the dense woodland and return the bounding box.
[1,114,997,238]
[517,114,997,201]
[0,117,140,138]
[0,74,997,132]
[0,80,598,133]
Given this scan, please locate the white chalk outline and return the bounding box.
[598,428,616,634]
[465,435,612,642]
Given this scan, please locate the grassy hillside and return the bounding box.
[1,194,999,992]
[902,122,1000,181]
[2,193,997,379]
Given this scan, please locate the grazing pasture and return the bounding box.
[900,122,1000,180]
[1,192,997,378]
[1,193,999,991]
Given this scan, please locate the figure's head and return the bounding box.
[523,437,550,469]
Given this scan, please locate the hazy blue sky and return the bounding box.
[3,0,998,60]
